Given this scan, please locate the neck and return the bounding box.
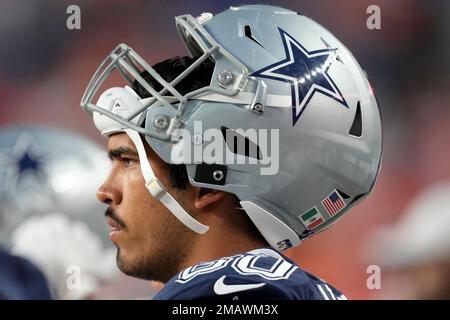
[176,207,268,273]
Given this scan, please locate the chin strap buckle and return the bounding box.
[145,178,166,200]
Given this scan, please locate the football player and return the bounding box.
[81,5,382,299]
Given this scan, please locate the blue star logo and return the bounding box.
[17,150,42,175]
[251,28,348,126]
[0,131,48,191]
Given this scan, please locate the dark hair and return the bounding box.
[132,56,214,97]
[132,56,214,189]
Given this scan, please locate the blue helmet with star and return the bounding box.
[80,4,382,250]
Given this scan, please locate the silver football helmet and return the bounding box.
[81,5,382,250]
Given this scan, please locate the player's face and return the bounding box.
[96,133,195,282]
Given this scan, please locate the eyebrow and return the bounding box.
[108,146,139,160]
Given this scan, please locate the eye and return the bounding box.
[121,156,138,166]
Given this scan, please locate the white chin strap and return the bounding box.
[125,129,209,234]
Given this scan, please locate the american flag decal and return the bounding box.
[321,190,346,217]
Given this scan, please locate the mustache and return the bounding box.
[104,207,126,229]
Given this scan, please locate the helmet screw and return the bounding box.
[251,103,264,114]
[212,170,224,182]
[154,115,170,131]
[218,71,234,86]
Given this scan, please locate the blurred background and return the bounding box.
[0,0,449,299]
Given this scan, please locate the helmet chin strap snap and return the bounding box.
[124,128,209,234]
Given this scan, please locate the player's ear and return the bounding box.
[194,188,227,210]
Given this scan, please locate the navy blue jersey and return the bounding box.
[154,248,346,300]
[0,248,52,300]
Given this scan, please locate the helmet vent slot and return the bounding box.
[221,126,262,160]
[336,189,350,199]
[349,101,362,137]
[244,25,264,48]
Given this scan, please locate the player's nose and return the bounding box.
[97,179,122,206]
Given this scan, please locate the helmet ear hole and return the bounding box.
[194,164,228,186]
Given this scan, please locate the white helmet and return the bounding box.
[0,125,118,298]
[81,5,382,251]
